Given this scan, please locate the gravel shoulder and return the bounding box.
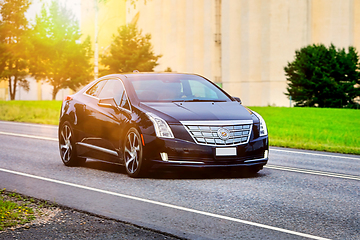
[0,195,181,240]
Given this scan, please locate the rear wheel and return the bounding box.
[59,121,85,166]
[124,128,146,178]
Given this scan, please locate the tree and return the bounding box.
[30,1,92,100]
[101,23,161,74]
[0,0,31,100]
[284,44,360,108]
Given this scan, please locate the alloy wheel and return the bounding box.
[124,128,143,176]
[60,124,73,163]
[59,121,85,166]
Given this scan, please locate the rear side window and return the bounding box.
[120,91,130,110]
[86,80,107,97]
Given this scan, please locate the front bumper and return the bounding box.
[142,134,269,169]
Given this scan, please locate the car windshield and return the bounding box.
[128,74,231,102]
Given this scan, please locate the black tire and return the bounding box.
[123,127,146,178]
[59,121,86,166]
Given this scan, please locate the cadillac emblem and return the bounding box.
[217,128,231,140]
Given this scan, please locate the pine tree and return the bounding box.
[101,24,161,74]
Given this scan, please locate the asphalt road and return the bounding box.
[0,121,359,239]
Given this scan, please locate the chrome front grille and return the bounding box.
[180,120,253,146]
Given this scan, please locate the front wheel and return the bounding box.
[124,127,146,178]
[59,121,85,166]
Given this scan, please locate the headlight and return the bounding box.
[252,111,268,136]
[146,112,174,138]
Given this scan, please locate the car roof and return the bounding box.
[103,72,202,79]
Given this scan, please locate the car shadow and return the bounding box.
[80,159,265,180]
[82,160,127,174]
[146,168,265,180]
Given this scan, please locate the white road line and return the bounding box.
[266,165,360,181]
[0,121,58,129]
[270,148,360,161]
[0,131,57,141]
[0,167,330,240]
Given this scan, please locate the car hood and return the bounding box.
[140,102,253,123]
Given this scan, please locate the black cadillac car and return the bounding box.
[58,73,268,177]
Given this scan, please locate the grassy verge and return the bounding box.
[0,189,59,231]
[0,101,62,125]
[0,189,35,231]
[250,106,360,155]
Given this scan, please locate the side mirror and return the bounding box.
[233,97,242,104]
[98,97,117,108]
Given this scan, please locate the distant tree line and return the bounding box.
[0,0,160,100]
[0,0,92,100]
[285,44,360,108]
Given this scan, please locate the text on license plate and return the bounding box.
[216,147,237,156]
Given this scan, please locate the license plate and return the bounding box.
[216,147,237,156]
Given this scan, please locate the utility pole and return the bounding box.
[94,0,99,80]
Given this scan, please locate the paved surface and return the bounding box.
[0,206,180,240]
[0,121,359,239]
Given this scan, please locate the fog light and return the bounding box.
[160,152,168,161]
[264,150,269,159]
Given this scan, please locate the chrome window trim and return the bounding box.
[83,77,132,113]
[77,142,118,156]
[180,120,253,147]
[85,94,100,100]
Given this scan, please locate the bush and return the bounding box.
[284,44,360,108]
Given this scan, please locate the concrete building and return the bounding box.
[0,78,72,101]
[81,0,126,79]
[1,0,359,106]
[125,0,360,106]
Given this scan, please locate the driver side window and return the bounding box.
[98,80,124,105]
[98,79,130,110]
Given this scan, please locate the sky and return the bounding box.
[26,0,81,24]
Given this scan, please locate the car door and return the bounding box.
[91,78,132,163]
[75,79,107,152]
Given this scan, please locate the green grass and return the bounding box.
[0,189,35,231]
[0,100,62,125]
[0,101,358,154]
[249,106,360,155]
